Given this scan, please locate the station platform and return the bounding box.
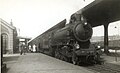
[3,53,93,73]
[101,53,120,65]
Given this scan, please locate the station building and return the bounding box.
[0,18,18,54]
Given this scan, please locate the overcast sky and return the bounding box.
[0,0,120,38]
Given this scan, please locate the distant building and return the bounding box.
[91,35,120,42]
[16,36,31,53]
[91,36,104,42]
[0,18,17,54]
[91,36,120,48]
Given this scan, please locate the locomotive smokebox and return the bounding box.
[73,22,93,42]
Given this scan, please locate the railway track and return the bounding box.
[84,63,120,73]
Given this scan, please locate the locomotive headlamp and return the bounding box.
[84,22,87,25]
[76,45,80,49]
[75,43,80,49]
[97,46,101,48]
[80,15,87,26]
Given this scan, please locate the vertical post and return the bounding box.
[1,35,3,64]
[115,50,117,62]
[104,24,109,54]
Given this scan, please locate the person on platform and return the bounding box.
[33,45,36,53]
[23,43,26,55]
[19,42,23,55]
[19,42,26,55]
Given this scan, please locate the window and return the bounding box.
[1,33,8,54]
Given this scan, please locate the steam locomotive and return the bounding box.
[47,13,102,64]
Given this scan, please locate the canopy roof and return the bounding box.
[77,0,120,27]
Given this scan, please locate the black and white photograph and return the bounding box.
[0,0,120,73]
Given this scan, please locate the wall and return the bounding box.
[1,19,14,54]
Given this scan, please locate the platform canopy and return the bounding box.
[76,0,120,27]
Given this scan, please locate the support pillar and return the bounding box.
[104,24,109,54]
